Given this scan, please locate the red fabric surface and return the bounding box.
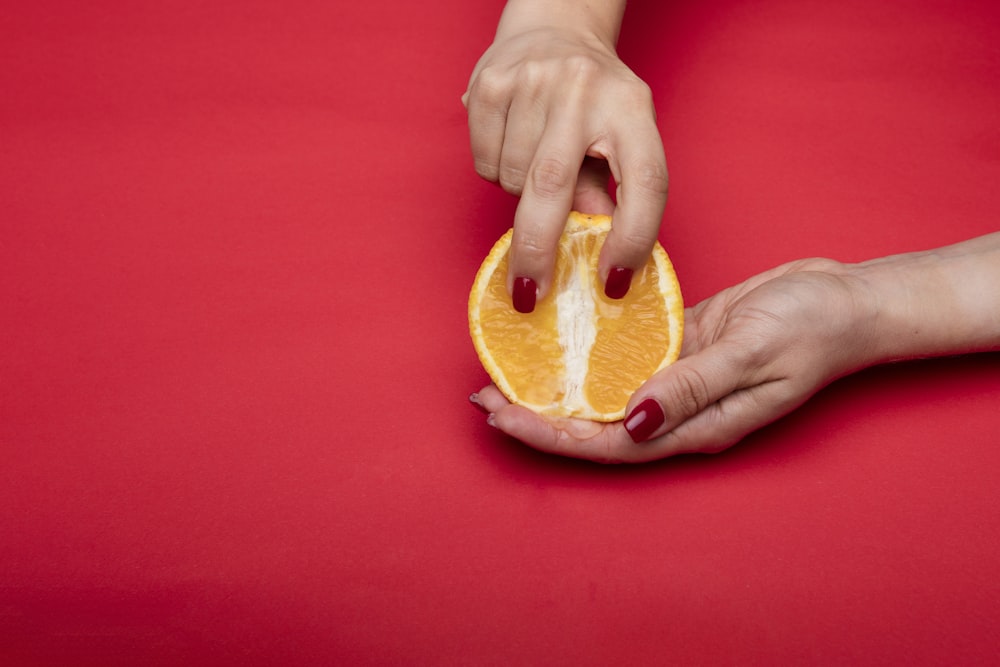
[2,0,999,664]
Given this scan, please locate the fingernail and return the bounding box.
[469,392,489,414]
[512,276,537,313]
[624,398,665,443]
[486,413,498,429]
[604,266,634,299]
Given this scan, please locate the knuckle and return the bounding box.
[521,55,599,89]
[610,227,656,260]
[474,159,499,182]
[612,76,655,110]
[515,231,550,261]
[471,66,511,105]
[725,326,785,380]
[626,79,655,106]
[629,160,670,198]
[520,60,548,89]
[795,256,844,274]
[565,54,602,83]
[529,157,574,198]
[739,334,777,371]
[663,366,713,419]
[498,162,527,195]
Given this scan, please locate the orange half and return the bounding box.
[469,212,683,422]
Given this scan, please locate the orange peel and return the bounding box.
[469,212,683,421]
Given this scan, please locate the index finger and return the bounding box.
[506,109,589,311]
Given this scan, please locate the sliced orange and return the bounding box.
[469,211,684,422]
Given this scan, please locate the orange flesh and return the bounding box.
[470,213,682,421]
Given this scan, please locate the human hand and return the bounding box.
[464,17,668,311]
[470,258,878,463]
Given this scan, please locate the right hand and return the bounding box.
[471,258,878,463]
[472,232,1000,463]
[463,25,668,310]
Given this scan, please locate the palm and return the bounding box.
[475,259,868,463]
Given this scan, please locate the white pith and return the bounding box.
[555,254,597,412]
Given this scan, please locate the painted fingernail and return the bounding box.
[624,398,665,443]
[604,266,634,299]
[469,393,489,414]
[512,276,537,313]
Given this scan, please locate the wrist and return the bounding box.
[847,233,1000,365]
[495,0,627,48]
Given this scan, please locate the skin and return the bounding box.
[471,233,1000,463]
[463,0,668,301]
[465,2,1000,462]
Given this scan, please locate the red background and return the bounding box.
[2,0,999,664]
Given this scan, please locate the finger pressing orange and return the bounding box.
[469,212,683,421]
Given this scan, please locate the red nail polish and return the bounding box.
[604,266,634,299]
[624,398,664,443]
[512,276,537,313]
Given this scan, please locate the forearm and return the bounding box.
[495,0,628,47]
[852,232,1000,364]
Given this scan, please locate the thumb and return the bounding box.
[622,347,742,445]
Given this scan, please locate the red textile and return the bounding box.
[2,0,999,664]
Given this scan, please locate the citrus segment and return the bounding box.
[469,212,683,422]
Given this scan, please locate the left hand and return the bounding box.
[463,22,668,306]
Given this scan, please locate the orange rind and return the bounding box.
[469,212,683,421]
